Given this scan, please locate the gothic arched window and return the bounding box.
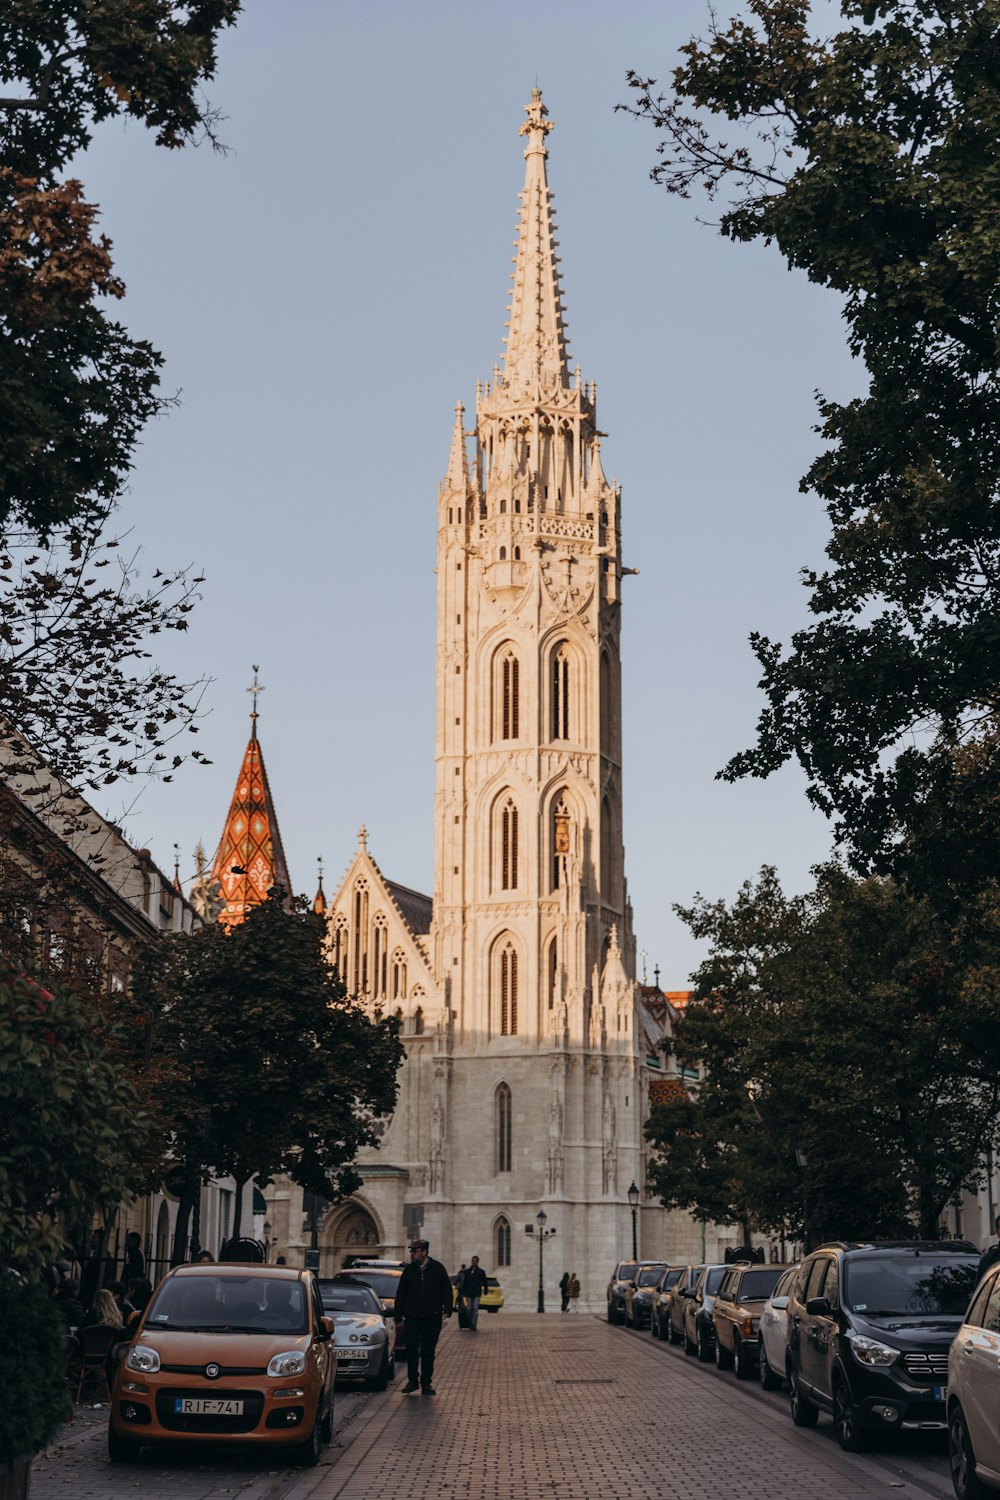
[498,939,518,1035]
[502,651,519,740]
[547,935,559,1010]
[495,1085,512,1173]
[352,880,368,995]
[413,1005,424,1036]
[332,917,347,981]
[372,913,387,1000]
[391,948,407,1001]
[602,794,619,908]
[501,798,519,891]
[495,1214,512,1266]
[551,641,571,741]
[551,789,570,891]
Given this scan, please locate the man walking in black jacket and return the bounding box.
[396,1239,452,1395]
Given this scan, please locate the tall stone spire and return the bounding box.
[502,88,571,392]
[210,671,292,926]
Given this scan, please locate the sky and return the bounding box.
[75,0,858,984]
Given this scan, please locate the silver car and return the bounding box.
[758,1264,798,1390]
[948,1263,1000,1498]
[321,1283,395,1390]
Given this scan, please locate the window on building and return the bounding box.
[372,913,387,1000]
[495,1086,512,1173]
[495,1215,512,1266]
[547,936,558,1010]
[501,652,520,740]
[499,940,518,1035]
[391,949,407,1000]
[551,643,571,740]
[501,798,519,891]
[551,790,570,890]
[414,1005,424,1036]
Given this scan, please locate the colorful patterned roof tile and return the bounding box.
[210,719,292,926]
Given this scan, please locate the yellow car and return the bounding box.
[451,1275,505,1314]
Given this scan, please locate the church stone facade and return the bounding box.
[296,92,650,1310]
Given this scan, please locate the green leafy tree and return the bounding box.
[1,2,241,537]
[129,894,404,1260]
[648,866,1000,1240]
[0,966,150,1281]
[623,2,1000,879]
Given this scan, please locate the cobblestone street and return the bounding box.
[34,1314,959,1500]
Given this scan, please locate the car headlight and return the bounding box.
[268,1351,307,1377]
[847,1334,898,1366]
[348,1333,370,1343]
[126,1345,160,1373]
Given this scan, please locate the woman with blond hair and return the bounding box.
[78,1287,125,1334]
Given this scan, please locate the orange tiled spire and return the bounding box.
[313,856,327,916]
[210,668,292,926]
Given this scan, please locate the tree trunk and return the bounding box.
[231,1176,248,1242]
[171,1179,198,1266]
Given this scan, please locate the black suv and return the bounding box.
[786,1240,980,1451]
[607,1260,639,1325]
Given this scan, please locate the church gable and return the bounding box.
[326,829,436,1027]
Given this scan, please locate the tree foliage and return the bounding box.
[0,2,240,538]
[623,2,1000,878]
[0,510,208,792]
[128,895,404,1252]
[647,866,1000,1241]
[0,966,150,1281]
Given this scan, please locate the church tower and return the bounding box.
[425,89,642,1297]
[319,93,644,1304]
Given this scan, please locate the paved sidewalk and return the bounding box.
[287,1314,954,1500]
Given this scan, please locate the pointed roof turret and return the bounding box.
[502,89,571,392]
[210,669,292,926]
[313,856,327,916]
[440,402,474,499]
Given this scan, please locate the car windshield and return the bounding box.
[704,1268,728,1295]
[145,1275,308,1334]
[344,1271,400,1299]
[844,1256,979,1317]
[617,1263,638,1281]
[738,1269,784,1300]
[322,1288,381,1314]
[638,1267,662,1286]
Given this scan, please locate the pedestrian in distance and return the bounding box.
[395,1238,452,1395]
[459,1255,488,1331]
[194,1249,214,1263]
[52,1275,85,1330]
[78,1287,125,1335]
[123,1230,145,1281]
[977,1215,1000,1284]
[559,1271,570,1314]
[567,1271,581,1312]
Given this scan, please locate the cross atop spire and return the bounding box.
[247,664,265,738]
[502,89,570,393]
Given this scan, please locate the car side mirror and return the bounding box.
[806,1296,832,1317]
[318,1315,334,1340]
[771,1296,789,1311]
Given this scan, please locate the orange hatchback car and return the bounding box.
[108,1264,335,1466]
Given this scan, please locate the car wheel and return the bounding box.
[321,1395,334,1442]
[696,1325,713,1362]
[107,1423,141,1464]
[668,1318,681,1346]
[759,1343,782,1391]
[715,1335,734,1370]
[789,1365,819,1428]
[607,1300,615,1324]
[292,1413,324,1467]
[733,1335,752,1381]
[832,1378,867,1452]
[950,1403,987,1500]
[684,1324,697,1356]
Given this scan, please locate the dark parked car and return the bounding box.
[664,1264,705,1345]
[683,1264,731,1361]
[624,1262,667,1329]
[786,1240,980,1452]
[607,1261,639,1325]
[713,1262,791,1379]
[650,1266,686,1341]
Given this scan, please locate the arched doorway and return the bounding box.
[324,1202,382,1272]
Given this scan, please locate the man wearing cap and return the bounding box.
[395,1239,453,1395]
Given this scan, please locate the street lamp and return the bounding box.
[525,1208,557,1313]
[627,1180,640,1260]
